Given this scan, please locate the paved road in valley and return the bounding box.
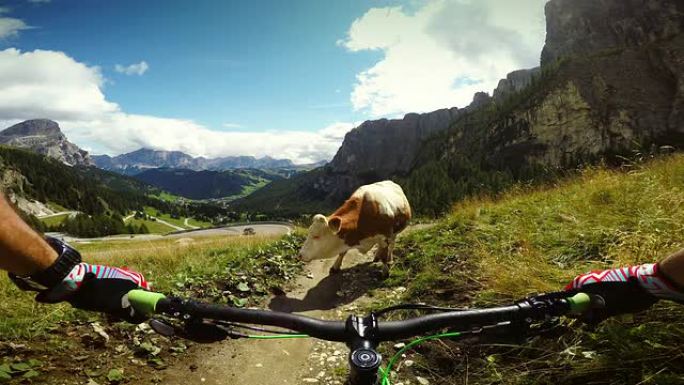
[49,222,293,243]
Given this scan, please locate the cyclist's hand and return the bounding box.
[565,263,684,323]
[35,263,151,323]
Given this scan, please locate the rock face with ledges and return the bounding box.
[541,0,684,66]
[330,107,462,177]
[0,119,92,166]
[449,0,684,172]
[493,68,541,102]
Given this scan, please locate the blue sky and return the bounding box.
[0,0,548,162]
[4,0,390,130]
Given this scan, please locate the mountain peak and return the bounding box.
[0,119,91,166]
[1,119,63,138]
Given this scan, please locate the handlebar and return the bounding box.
[127,290,594,342]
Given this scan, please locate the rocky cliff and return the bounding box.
[492,68,541,102]
[541,0,684,66]
[325,107,461,193]
[452,0,684,171]
[0,119,92,166]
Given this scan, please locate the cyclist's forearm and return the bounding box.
[0,193,57,276]
[659,248,684,288]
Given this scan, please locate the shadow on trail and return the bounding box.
[268,262,385,313]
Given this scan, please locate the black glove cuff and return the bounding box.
[9,237,82,291]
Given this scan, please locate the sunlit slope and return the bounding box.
[390,154,684,384]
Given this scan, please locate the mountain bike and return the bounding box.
[128,290,598,385]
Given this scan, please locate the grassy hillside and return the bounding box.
[141,206,212,229]
[0,146,171,216]
[39,213,72,227]
[387,154,684,384]
[231,167,336,217]
[134,168,284,200]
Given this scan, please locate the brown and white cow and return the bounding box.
[298,180,411,275]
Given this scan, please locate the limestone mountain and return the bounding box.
[93,148,296,175]
[235,0,684,217]
[0,119,92,166]
[92,149,198,175]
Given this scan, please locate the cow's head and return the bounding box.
[298,214,347,262]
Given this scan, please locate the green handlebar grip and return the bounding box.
[128,290,166,315]
[567,292,591,314]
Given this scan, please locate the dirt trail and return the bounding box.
[160,250,376,385]
[159,225,431,385]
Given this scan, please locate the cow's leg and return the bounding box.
[386,236,396,265]
[381,236,397,276]
[330,251,347,274]
[373,242,388,263]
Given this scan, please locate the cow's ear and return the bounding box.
[328,217,342,234]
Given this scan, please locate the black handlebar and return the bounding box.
[158,298,348,341]
[130,290,592,343]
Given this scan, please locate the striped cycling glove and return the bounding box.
[566,263,684,301]
[36,263,151,323]
[565,263,684,322]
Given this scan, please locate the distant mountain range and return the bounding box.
[0,119,329,202]
[0,119,92,166]
[92,148,300,175]
[0,120,325,176]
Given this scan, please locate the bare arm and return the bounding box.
[659,249,684,287]
[0,193,57,276]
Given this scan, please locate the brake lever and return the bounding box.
[150,318,176,337]
[149,318,245,343]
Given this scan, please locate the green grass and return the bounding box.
[126,217,177,234]
[216,178,271,202]
[45,201,68,212]
[387,154,684,385]
[141,206,212,229]
[149,190,181,203]
[185,217,212,228]
[240,179,270,196]
[39,213,71,227]
[0,233,303,339]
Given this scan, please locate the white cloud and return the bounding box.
[114,61,149,76]
[222,122,244,129]
[341,0,547,117]
[0,8,30,39]
[0,49,117,120]
[0,48,353,164]
[63,118,354,164]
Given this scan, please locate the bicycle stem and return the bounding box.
[346,313,383,385]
